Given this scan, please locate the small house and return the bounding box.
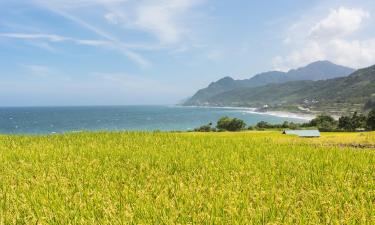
[282,130,320,138]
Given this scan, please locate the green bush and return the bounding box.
[194,123,215,132]
[309,115,337,131]
[216,116,246,131]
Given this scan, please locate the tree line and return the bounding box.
[194,109,375,132]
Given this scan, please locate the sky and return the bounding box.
[1,0,375,106]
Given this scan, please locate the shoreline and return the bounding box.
[243,110,315,121]
[176,105,315,121]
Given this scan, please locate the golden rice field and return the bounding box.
[0,131,374,224]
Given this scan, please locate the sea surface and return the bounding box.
[0,105,307,134]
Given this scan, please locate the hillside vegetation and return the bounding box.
[184,61,354,106]
[0,131,374,224]
[186,64,375,114]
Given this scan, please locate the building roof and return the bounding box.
[283,130,320,137]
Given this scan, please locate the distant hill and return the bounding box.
[184,61,354,106]
[194,64,375,114]
[285,60,355,81]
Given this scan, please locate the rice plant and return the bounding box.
[0,131,374,224]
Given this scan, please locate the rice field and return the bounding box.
[0,131,374,224]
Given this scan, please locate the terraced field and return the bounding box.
[0,131,374,224]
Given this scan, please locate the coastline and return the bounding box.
[176,105,315,121]
[243,110,315,121]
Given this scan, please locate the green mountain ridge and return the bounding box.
[189,64,375,114]
[184,61,354,106]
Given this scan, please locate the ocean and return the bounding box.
[0,105,308,134]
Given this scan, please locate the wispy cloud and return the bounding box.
[0,32,168,52]
[0,0,209,69]
[31,0,152,67]
[0,33,67,41]
[1,32,107,46]
[50,0,206,44]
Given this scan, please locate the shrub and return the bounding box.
[194,123,215,132]
[216,116,246,131]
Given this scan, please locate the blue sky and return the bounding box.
[1,0,375,106]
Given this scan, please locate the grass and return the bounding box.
[0,131,374,224]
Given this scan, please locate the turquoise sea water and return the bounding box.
[0,105,307,134]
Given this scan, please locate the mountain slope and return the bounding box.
[204,64,375,113]
[286,60,355,81]
[184,61,354,106]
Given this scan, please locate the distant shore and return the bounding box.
[243,110,315,121]
[177,105,315,121]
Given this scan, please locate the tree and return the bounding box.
[309,115,337,131]
[288,122,299,130]
[281,121,289,128]
[338,116,352,131]
[216,116,246,131]
[351,112,366,130]
[256,121,271,129]
[367,109,375,130]
[338,112,366,131]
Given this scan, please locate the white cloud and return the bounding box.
[310,7,369,39]
[273,6,375,70]
[327,38,375,67]
[272,41,326,71]
[134,0,203,43]
[100,0,205,44]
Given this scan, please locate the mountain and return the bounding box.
[285,60,355,81]
[191,76,239,102]
[197,64,375,113]
[184,61,354,106]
